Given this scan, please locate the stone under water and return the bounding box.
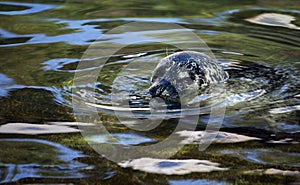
[119,158,228,175]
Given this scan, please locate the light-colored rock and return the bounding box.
[122,52,147,58]
[48,121,95,126]
[264,168,300,176]
[0,123,80,135]
[176,130,260,144]
[246,13,300,30]
[267,138,298,144]
[244,168,300,176]
[269,105,300,114]
[119,158,228,175]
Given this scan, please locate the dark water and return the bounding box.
[0,0,300,184]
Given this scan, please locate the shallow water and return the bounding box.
[0,0,300,184]
[0,138,90,183]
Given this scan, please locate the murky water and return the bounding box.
[0,0,299,184]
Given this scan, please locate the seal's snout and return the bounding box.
[148,79,179,98]
[148,79,167,98]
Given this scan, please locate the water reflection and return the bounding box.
[169,179,229,185]
[0,73,15,97]
[217,148,300,168]
[0,0,300,184]
[42,58,79,72]
[0,19,103,46]
[226,8,300,47]
[0,1,57,15]
[87,132,155,145]
[0,138,91,184]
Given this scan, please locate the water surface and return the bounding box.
[0,0,299,184]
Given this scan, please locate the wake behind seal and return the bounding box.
[148,51,228,99]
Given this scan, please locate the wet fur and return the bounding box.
[149,51,228,98]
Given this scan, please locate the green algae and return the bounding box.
[35,131,299,185]
[0,88,74,123]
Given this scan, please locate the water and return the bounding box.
[0,138,91,184]
[0,0,299,184]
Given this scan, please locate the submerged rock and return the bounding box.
[176,130,261,144]
[0,123,79,135]
[245,13,300,30]
[217,148,300,168]
[244,168,300,176]
[48,121,95,126]
[119,158,228,175]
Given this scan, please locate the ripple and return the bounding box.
[1,2,300,184]
[169,179,229,185]
[87,132,155,145]
[42,58,79,72]
[0,138,91,184]
[0,29,33,46]
[0,36,32,45]
[217,148,300,168]
[0,2,57,15]
[0,19,103,46]
[0,73,15,97]
[70,51,299,122]
[224,8,300,47]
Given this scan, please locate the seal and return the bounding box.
[148,51,228,99]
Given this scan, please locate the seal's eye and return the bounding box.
[186,60,197,70]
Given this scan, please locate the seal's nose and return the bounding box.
[148,80,167,98]
[148,79,179,99]
[148,82,161,98]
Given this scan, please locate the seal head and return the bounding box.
[148,51,228,99]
